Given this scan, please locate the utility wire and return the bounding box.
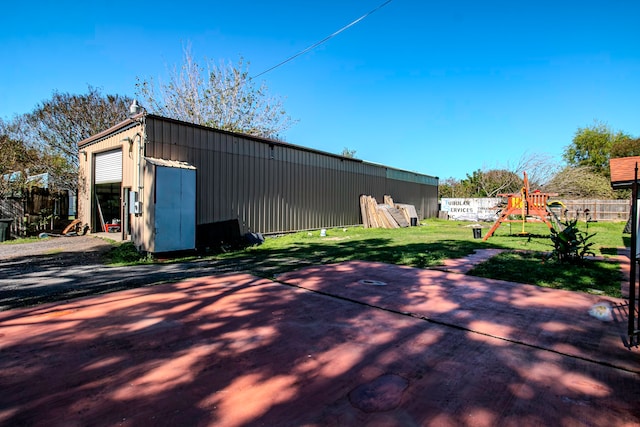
[251,0,394,80]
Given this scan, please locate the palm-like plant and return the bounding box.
[549,219,596,263]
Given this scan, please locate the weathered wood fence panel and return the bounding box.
[0,198,24,238]
[0,188,71,238]
[551,199,630,221]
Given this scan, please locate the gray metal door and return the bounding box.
[154,166,196,252]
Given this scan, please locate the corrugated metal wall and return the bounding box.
[144,116,438,234]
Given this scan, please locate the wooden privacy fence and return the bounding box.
[549,199,630,222]
[0,198,24,237]
[0,188,71,238]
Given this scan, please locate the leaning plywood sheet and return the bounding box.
[360,195,381,228]
[395,203,418,224]
[377,205,401,228]
[366,196,381,228]
[359,195,370,228]
[388,206,410,227]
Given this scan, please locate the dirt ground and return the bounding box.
[0,234,113,264]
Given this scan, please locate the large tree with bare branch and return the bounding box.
[9,87,133,191]
[135,47,295,139]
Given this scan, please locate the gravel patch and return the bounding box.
[0,235,266,311]
[0,235,113,260]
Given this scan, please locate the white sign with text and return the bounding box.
[440,198,502,221]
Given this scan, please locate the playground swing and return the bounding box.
[482,172,561,241]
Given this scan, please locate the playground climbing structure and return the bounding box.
[482,172,559,241]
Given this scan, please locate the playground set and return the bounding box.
[482,172,561,241]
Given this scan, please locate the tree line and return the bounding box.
[440,122,640,200]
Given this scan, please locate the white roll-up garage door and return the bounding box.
[95,150,122,184]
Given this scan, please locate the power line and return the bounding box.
[251,0,394,80]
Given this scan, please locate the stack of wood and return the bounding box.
[359,195,419,229]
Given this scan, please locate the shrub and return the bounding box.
[549,219,596,263]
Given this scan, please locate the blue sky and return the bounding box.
[1,0,639,180]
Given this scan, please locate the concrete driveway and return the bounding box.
[1,257,638,426]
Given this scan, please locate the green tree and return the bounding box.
[563,121,630,177]
[611,137,640,158]
[136,46,295,139]
[438,177,460,198]
[0,132,39,197]
[458,170,483,197]
[16,87,133,191]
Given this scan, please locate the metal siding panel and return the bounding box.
[264,155,271,232]
[205,149,213,223]
[241,147,250,231]
[260,155,266,232]
[271,155,277,232]
[305,152,312,228]
[255,143,263,231]
[289,152,296,229]
[222,150,230,222]
[168,123,177,157]
[232,150,240,227]
[278,155,284,232]
[219,149,225,224]
[291,151,299,230]
[272,155,278,232]
[300,159,307,230]
[264,156,272,232]
[245,148,253,232]
[291,156,297,230]
[198,149,207,224]
[162,120,170,144]
[276,149,283,231]
[158,119,166,145]
[214,149,219,223]
[249,151,257,231]
[308,154,315,229]
[210,149,217,222]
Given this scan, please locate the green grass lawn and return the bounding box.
[467,220,626,297]
[233,219,627,297]
[106,218,628,297]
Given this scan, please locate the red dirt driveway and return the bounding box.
[1,262,639,426]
